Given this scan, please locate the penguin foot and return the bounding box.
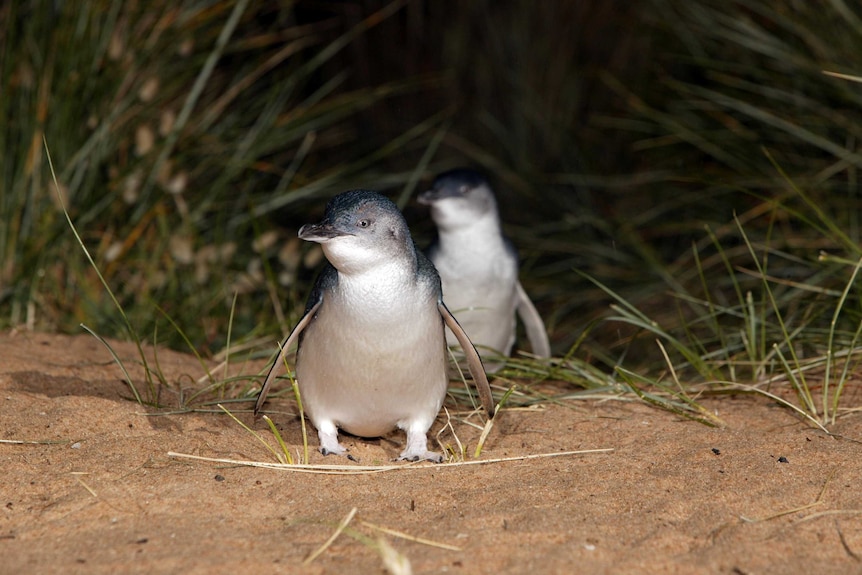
[319,446,348,456]
[318,446,358,462]
[398,448,444,463]
[399,425,442,462]
[317,425,348,457]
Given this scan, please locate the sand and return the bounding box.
[2,330,861,574]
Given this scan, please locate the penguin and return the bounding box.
[254,190,494,462]
[419,168,551,372]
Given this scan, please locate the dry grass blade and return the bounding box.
[725,383,829,433]
[740,498,825,525]
[166,448,614,474]
[303,507,358,565]
[72,474,98,497]
[473,416,495,459]
[376,537,412,575]
[45,140,150,404]
[822,70,862,83]
[474,386,517,457]
[0,439,70,445]
[262,415,294,465]
[216,404,287,464]
[435,407,466,461]
[360,521,461,552]
[795,509,862,523]
[740,469,834,523]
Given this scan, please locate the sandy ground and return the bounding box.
[2,330,861,574]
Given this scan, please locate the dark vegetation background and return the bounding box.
[3,1,862,413]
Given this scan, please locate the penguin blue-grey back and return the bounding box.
[254,190,494,462]
[419,169,551,371]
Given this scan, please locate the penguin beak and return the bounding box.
[417,189,436,205]
[419,186,461,205]
[419,188,450,205]
[298,222,353,242]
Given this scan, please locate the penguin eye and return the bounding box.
[357,219,371,228]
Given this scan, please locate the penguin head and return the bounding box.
[418,168,498,230]
[299,190,413,274]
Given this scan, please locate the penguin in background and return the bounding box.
[419,168,551,372]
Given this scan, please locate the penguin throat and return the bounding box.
[437,215,504,256]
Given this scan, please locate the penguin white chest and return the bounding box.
[296,274,448,438]
[433,237,519,356]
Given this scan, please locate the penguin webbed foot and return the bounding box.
[399,427,444,463]
[317,445,359,462]
[317,424,351,459]
[318,445,354,458]
[397,449,444,464]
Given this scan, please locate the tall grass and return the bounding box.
[3,1,861,425]
[0,0,434,349]
[581,0,862,424]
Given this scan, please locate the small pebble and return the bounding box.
[71,442,82,449]
[214,474,225,482]
[778,456,788,463]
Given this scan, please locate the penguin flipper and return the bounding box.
[438,301,496,418]
[253,298,322,417]
[515,281,551,358]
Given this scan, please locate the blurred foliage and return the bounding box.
[598,1,862,359]
[3,0,862,413]
[0,0,440,350]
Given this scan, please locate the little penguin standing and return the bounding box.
[254,190,495,463]
[419,168,551,371]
